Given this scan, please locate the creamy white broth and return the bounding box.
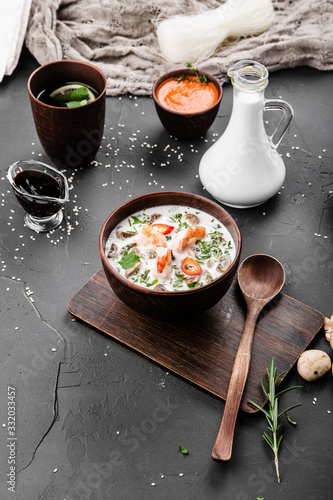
[105,205,235,291]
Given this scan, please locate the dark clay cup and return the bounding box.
[99,192,241,322]
[28,60,107,168]
[152,69,222,141]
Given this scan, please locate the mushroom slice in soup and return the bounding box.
[148,213,162,224]
[186,213,199,225]
[125,261,141,277]
[185,275,200,285]
[146,249,157,259]
[214,235,227,245]
[216,255,231,273]
[154,284,167,291]
[202,269,213,284]
[116,229,135,239]
[108,243,118,258]
[187,247,197,260]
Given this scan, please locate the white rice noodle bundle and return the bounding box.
[156,0,274,64]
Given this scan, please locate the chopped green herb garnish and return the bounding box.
[173,272,186,288]
[147,279,158,287]
[175,74,187,82]
[209,230,225,240]
[121,244,134,252]
[195,239,223,261]
[179,445,188,454]
[184,62,208,83]
[131,215,143,224]
[136,269,159,288]
[187,281,203,289]
[139,269,150,282]
[169,213,190,231]
[118,251,140,270]
[169,213,182,223]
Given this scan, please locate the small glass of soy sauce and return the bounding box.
[7,160,69,232]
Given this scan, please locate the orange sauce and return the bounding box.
[156,75,219,114]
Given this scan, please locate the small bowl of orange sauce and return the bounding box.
[153,69,222,140]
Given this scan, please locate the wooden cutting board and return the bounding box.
[68,268,324,412]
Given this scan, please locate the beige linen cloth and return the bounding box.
[25,0,333,96]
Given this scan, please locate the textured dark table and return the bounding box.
[0,48,332,500]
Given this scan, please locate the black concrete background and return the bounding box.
[0,48,332,500]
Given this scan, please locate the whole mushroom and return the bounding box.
[297,349,331,382]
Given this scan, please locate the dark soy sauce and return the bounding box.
[14,170,64,217]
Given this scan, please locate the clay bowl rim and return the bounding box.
[152,69,223,118]
[27,59,107,111]
[99,191,242,297]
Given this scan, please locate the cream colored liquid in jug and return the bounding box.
[199,60,293,208]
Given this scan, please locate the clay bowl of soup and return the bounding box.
[99,192,241,321]
[152,69,222,140]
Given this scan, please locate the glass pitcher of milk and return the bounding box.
[199,60,293,208]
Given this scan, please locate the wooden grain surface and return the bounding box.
[68,268,324,412]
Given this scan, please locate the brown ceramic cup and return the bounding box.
[28,60,107,168]
[153,69,222,140]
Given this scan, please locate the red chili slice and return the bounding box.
[181,257,202,276]
[152,223,174,235]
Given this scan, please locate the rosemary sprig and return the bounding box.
[249,358,302,484]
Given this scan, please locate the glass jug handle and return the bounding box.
[264,99,294,149]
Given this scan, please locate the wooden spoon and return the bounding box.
[211,254,285,461]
